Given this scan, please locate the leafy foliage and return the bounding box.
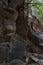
[32,0,43,23]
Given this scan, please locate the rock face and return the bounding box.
[16,9,28,40]
[8,0,23,9]
[0,0,43,65]
[0,0,27,64]
[0,0,18,42]
[0,34,27,63]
